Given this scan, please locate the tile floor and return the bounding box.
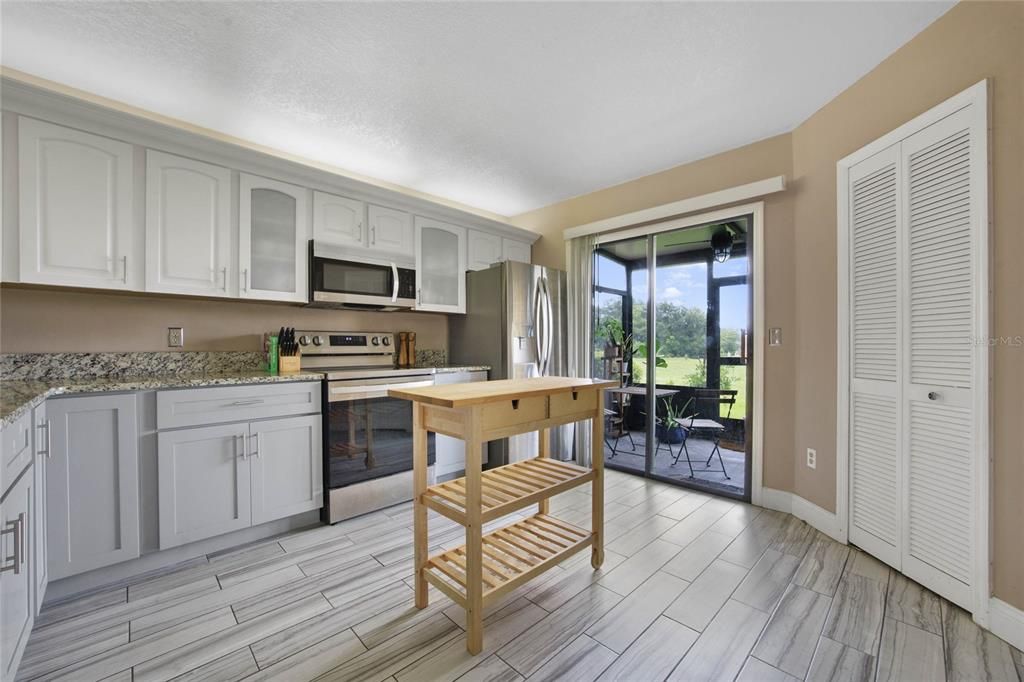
[20,470,1022,681]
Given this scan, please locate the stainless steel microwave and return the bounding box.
[308,244,416,310]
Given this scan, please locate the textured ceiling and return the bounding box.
[0,2,953,217]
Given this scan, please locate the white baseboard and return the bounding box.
[759,487,847,543]
[988,598,1024,652]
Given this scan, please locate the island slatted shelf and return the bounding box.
[389,376,616,654]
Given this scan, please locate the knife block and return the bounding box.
[279,353,301,375]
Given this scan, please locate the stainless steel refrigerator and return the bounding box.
[448,261,570,465]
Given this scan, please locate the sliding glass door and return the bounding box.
[593,215,753,500]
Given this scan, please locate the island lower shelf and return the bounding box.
[423,457,594,524]
[424,514,592,607]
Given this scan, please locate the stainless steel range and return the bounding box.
[297,330,435,524]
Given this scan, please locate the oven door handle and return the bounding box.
[329,379,433,401]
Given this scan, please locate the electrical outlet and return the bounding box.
[167,327,184,348]
[806,448,817,469]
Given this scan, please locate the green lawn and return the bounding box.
[632,356,748,419]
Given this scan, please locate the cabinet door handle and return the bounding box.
[371,225,376,245]
[116,255,128,284]
[237,433,248,461]
[241,268,249,293]
[250,432,262,459]
[357,221,363,240]
[1,514,23,574]
[37,419,51,458]
[221,267,228,292]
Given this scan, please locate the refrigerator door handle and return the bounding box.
[538,275,553,376]
[543,276,554,375]
[532,279,544,377]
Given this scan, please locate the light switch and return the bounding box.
[768,327,782,346]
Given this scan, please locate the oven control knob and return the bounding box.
[312,335,324,346]
[371,336,380,346]
[298,335,311,346]
[382,336,391,346]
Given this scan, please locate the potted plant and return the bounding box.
[655,397,694,445]
[599,318,628,359]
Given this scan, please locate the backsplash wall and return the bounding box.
[0,286,448,353]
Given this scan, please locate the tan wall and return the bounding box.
[511,1,1023,609]
[789,0,1023,607]
[0,286,448,353]
[513,134,799,495]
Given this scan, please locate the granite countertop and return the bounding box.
[421,365,491,374]
[0,371,325,429]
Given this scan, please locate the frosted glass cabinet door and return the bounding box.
[415,217,466,313]
[239,173,309,302]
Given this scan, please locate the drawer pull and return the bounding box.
[1,513,24,575]
[512,400,520,410]
[228,399,265,407]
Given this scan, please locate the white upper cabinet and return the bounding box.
[367,204,413,258]
[239,173,309,303]
[18,117,136,290]
[502,238,531,264]
[313,191,365,249]
[467,230,502,271]
[146,151,232,296]
[415,216,466,313]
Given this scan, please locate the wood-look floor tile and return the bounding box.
[658,504,731,549]
[663,558,748,631]
[243,628,367,682]
[35,586,128,629]
[312,614,461,682]
[528,634,618,682]
[497,584,622,677]
[128,560,217,602]
[667,599,770,681]
[353,595,453,650]
[845,550,891,584]
[876,618,945,682]
[942,602,1020,682]
[522,550,625,612]
[455,655,523,682]
[661,530,733,582]
[770,516,816,558]
[885,571,943,635]
[597,539,681,596]
[46,607,236,682]
[99,671,133,682]
[134,594,331,681]
[596,616,699,682]
[606,514,679,555]
[168,647,258,682]
[752,584,832,678]
[806,636,875,682]
[718,512,786,568]
[250,581,412,668]
[206,540,285,572]
[394,599,546,682]
[823,573,887,655]
[130,565,302,640]
[658,493,714,521]
[216,535,356,587]
[732,549,801,613]
[17,622,129,680]
[737,657,800,682]
[586,570,689,653]
[708,503,763,539]
[792,533,850,596]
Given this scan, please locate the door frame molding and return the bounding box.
[835,79,991,625]
[594,201,765,506]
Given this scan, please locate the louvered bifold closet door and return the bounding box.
[899,106,980,610]
[847,146,902,568]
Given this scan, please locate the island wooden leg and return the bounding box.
[465,407,485,654]
[591,396,605,569]
[412,403,429,609]
[537,427,550,515]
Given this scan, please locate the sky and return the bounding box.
[630,258,749,330]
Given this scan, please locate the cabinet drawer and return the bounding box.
[157,382,321,429]
[549,390,598,420]
[480,396,547,433]
[1,411,33,498]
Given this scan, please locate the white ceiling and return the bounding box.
[0,2,953,217]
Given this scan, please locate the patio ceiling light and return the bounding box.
[711,227,733,263]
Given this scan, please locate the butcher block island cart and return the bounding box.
[389,376,617,654]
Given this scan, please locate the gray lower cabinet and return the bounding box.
[157,423,252,549]
[1,471,33,681]
[46,394,140,581]
[250,415,323,525]
[157,413,322,548]
[31,401,48,614]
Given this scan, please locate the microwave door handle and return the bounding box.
[391,263,399,303]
